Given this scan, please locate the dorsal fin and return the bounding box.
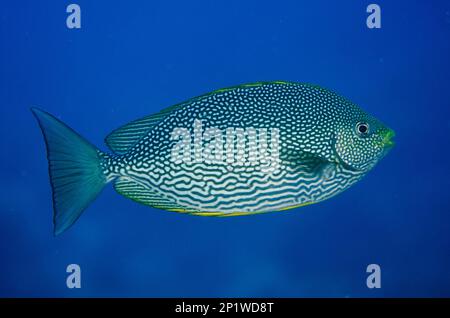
[105,103,183,154]
[105,82,297,154]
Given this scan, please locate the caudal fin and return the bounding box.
[31,108,107,235]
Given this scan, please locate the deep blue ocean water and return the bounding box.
[1,0,449,297]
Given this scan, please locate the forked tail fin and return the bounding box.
[31,108,107,235]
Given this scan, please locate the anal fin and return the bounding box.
[114,177,193,213]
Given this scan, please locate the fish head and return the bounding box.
[333,112,395,172]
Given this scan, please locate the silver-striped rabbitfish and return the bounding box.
[32,81,395,235]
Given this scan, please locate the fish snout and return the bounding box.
[382,129,395,148]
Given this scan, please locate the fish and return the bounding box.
[32,81,395,235]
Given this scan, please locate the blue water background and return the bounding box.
[1,0,449,297]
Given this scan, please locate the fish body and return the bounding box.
[32,81,395,235]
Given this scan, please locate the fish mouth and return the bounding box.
[382,129,395,148]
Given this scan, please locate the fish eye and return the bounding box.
[356,122,369,135]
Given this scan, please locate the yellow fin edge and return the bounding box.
[174,201,315,217]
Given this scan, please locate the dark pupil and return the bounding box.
[358,124,368,134]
